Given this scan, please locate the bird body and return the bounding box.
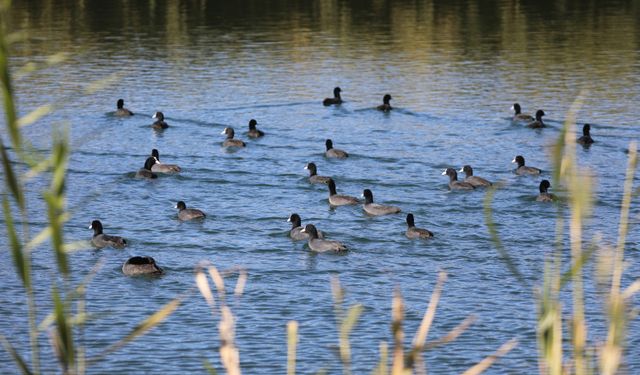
[442,168,475,190]
[89,220,127,249]
[305,162,331,184]
[115,99,134,116]
[122,256,163,276]
[175,201,206,221]
[151,112,169,129]
[577,124,594,145]
[247,119,264,138]
[526,110,546,128]
[362,189,401,216]
[301,224,347,253]
[136,157,158,179]
[323,87,342,106]
[325,139,348,159]
[459,165,492,187]
[405,213,433,239]
[221,127,246,147]
[288,213,323,240]
[377,94,393,112]
[536,180,556,202]
[511,103,533,122]
[150,149,181,173]
[327,179,359,206]
[512,155,542,175]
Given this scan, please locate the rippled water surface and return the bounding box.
[1,1,640,373]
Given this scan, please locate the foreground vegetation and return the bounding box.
[1,1,638,374]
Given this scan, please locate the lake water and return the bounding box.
[1,1,640,373]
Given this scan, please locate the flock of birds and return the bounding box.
[92,91,596,275]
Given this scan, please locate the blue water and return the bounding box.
[1,1,640,373]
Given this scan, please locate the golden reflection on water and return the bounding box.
[8,1,640,120]
[11,1,639,57]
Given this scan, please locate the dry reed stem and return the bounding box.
[234,269,247,297]
[391,288,407,375]
[195,269,215,308]
[612,141,636,292]
[219,306,241,375]
[411,271,447,350]
[461,338,518,375]
[287,321,298,375]
[208,266,226,300]
[600,141,637,375]
[560,95,588,375]
[424,315,477,350]
[373,341,389,375]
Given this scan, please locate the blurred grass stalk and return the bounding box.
[1,0,41,372]
[329,272,514,375]
[483,96,638,374]
[0,2,181,373]
[537,95,636,374]
[196,263,246,375]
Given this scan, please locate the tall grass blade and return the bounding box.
[407,271,447,371]
[0,335,33,375]
[0,138,24,209]
[483,183,526,285]
[207,265,226,299]
[287,320,298,375]
[88,296,182,364]
[44,132,70,276]
[219,306,241,375]
[390,289,406,375]
[411,271,447,350]
[234,268,247,297]
[331,276,345,317]
[17,104,54,127]
[423,315,477,350]
[3,197,29,287]
[560,246,595,288]
[622,280,640,299]
[372,342,388,375]
[339,304,362,373]
[38,259,104,332]
[600,141,637,375]
[612,141,636,290]
[0,10,21,150]
[461,338,517,375]
[196,267,215,308]
[537,260,563,375]
[560,97,588,375]
[52,285,75,372]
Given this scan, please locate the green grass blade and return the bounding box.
[52,285,75,372]
[203,359,218,375]
[44,131,70,276]
[0,10,21,151]
[3,197,29,287]
[17,104,54,128]
[560,246,596,288]
[0,334,33,375]
[88,296,183,364]
[0,137,24,209]
[483,183,526,285]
